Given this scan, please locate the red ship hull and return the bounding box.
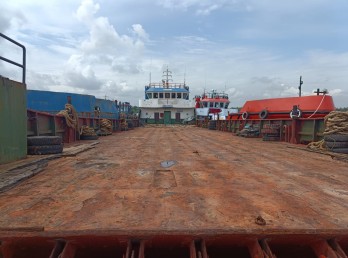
[228,95,335,120]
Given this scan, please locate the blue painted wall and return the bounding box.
[27,90,119,119]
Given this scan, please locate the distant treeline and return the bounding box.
[336,107,348,111]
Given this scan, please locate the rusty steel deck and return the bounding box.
[0,126,348,257]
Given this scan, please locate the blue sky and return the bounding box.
[1,0,347,107]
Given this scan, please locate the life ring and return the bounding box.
[259,110,268,119]
[290,109,302,119]
[241,112,249,120]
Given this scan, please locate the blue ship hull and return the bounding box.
[27,90,119,119]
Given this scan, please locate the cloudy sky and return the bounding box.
[1,0,347,107]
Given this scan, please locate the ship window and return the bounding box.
[215,102,219,108]
[220,103,224,108]
[154,93,158,98]
[209,102,214,107]
[225,103,229,109]
[165,93,170,98]
[203,102,208,108]
[146,93,152,99]
[177,93,182,98]
[171,93,176,98]
[159,93,164,98]
[183,93,188,99]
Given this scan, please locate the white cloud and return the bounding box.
[196,4,220,15]
[1,0,348,108]
[328,89,343,96]
[0,5,26,32]
[76,0,100,24]
[132,24,149,41]
[157,0,241,14]
[58,0,150,94]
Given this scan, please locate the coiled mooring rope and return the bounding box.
[307,111,348,150]
[100,118,112,134]
[80,125,97,136]
[57,104,79,129]
[323,111,348,135]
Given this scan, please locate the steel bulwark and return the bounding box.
[0,77,27,164]
[203,117,326,144]
[1,234,347,257]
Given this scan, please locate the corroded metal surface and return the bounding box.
[0,126,348,256]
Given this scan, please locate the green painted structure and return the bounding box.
[0,76,27,164]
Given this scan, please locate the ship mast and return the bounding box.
[162,66,172,87]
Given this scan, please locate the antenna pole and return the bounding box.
[299,76,303,97]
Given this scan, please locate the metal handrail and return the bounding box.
[0,32,26,84]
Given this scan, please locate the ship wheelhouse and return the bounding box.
[195,90,235,120]
[139,68,195,124]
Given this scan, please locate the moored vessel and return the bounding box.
[195,90,237,120]
[228,92,335,121]
[139,67,195,124]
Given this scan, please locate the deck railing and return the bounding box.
[0,33,26,84]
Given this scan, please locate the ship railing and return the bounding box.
[203,93,228,99]
[147,83,188,89]
[0,33,26,84]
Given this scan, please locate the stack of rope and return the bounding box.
[120,113,127,119]
[57,104,79,130]
[100,118,112,135]
[120,119,128,131]
[80,125,97,136]
[323,111,348,135]
[307,111,348,151]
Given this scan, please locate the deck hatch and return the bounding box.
[153,170,177,188]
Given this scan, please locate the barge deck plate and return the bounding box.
[0,126,347,257]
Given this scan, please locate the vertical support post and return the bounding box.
[35,111,39,136]
[290,119,298,144]
[311,240,338,258]
[247,239,264,258]
[138,241,145,258]
[259,239,276,258]
[190,241,197,258]
[200,240,208,258]
[49,240,66,258]
[328,239,347,258]
[312,119,317,142]
[59,242,76,258]
[0,241,15,258]
[124,240,131,258]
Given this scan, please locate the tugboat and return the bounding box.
[139,67,195,124]
[195,90,237,120]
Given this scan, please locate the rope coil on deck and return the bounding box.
[80,125,97,136]
[100,118,112,134]
[307,111,348,150]
[57,104,79,129]
[323,111,348,135]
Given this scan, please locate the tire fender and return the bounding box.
[242,112,249,120]
[259,110,268,119]
[290,109,302,119]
